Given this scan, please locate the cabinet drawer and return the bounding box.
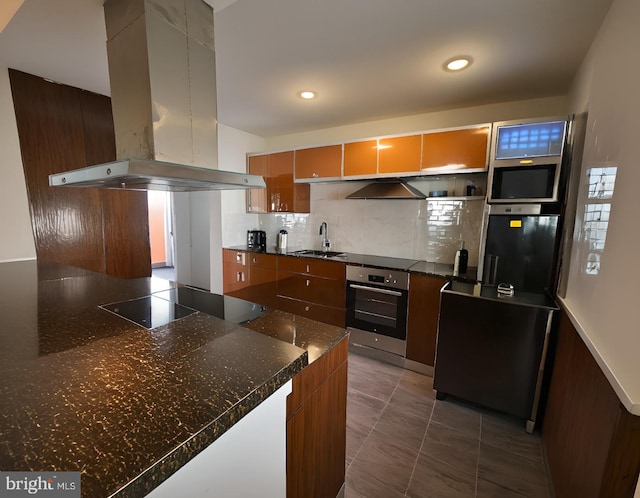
[278,256,345,280]
[223,248,248,266]
[277,273,346,309]
[277,297,346,328]
[250,252,277,269]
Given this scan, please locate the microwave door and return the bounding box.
[483,214,559,294]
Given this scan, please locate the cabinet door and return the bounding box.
[268,151,295,212]
[406,274,448,366]
[378,135,422,174]
[247,155,268,213]
[422,126,490,172]
[343,140,378,177]
[222,249,249,294]
[294,145,342,180]
[277,273,346,309]
[278,256,345,280]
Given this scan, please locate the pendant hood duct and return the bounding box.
[49,0,265,192]
[345,180,426,200]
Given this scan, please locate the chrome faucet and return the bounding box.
[319,222,330,252]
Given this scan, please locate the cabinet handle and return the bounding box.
[306,279,310,287]
[304,306,310,311]
[252,257,256,264]
[312,172,318,178]
[236,271,242,282]
[236,252,245,265]
[306,264,310,273]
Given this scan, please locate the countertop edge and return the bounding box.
[110,352,308,498]
[558,296,639,416]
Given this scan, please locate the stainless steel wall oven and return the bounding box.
[346,265,409,357]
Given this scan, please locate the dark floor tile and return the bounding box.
[477,477,534,498]
[478,442,551,498]
[431,397,482,440]
[422,421,480,476]
[374,403,429,452]
[345,462,406,498]
[407,453,476,498]
[348,353,404,402]
[480,411,544,464]
[348,429,419,495]
[347,388,388,431]
[389,384,435,420]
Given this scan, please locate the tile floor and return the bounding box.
[345,352,554,498]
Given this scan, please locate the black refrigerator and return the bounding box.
[481,204,559,294]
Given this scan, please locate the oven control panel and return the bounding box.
[346,265,409,291]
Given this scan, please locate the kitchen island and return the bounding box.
[0,260,348,497]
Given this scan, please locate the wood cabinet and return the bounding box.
[277,257,346,327]
[294,144,342,181]
[287,337,348,498]
[222,249,249,294]
[245,252,279,307]
[343,139,378,177]
[542,311,640,498]
[422,125,490,172]
[247,155,268,213]
[246,152,310,213]
[378,134,422,175]
[406,274,448,366]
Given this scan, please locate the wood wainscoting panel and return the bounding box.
[9,69,151,278]
[287,337,348,498]
[542,310,640,498]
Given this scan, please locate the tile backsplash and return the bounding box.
[231,177,486,266]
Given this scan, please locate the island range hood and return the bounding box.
[49,0,265,192]
[346,180,426,199]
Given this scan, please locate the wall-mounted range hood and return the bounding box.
[346,180,426,199]
[49,0,265,192]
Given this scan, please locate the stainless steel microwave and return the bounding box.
[487,117,568,203]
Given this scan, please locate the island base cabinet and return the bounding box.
[287,338,348,498]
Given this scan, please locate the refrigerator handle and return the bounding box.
[484,254,499,286]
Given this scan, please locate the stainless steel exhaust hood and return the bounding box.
[346,180,426,199]
[49,0,265,192]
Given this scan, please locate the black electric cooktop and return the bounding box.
[101,287,265,329]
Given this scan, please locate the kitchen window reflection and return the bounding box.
[583,166,617,275]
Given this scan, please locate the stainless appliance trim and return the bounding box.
[348,283,403,297]
[348,327,407,357]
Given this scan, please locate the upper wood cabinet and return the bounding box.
[422,125,490,172]
[343,140,378,177]
[246,152,310,213]
[294,145,342,181]
[378,135,422,175]
[247,155,268,213]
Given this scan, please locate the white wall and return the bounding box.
[265,96,567,151]
[0,67,36,262]
[563,0,640,416]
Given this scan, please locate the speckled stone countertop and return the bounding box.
[0,260,346,497]
[226,245,478,281]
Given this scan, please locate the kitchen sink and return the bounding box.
[293,249,347,258]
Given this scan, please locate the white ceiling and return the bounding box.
[0,0,613,138]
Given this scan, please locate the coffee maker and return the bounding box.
[247,230,266,251]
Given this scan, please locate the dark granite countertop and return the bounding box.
[443,280,559,310]
[0,260,350,497]
[225,245,478,280]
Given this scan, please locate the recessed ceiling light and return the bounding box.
[298,90,317,100]
[444,57,473,72]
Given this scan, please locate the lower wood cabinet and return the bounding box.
[406,273,448,366]
[222,249,249,294]
[542,310,640,498]
[287,337,348,498]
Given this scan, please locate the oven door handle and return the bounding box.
[348,283,403,297]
